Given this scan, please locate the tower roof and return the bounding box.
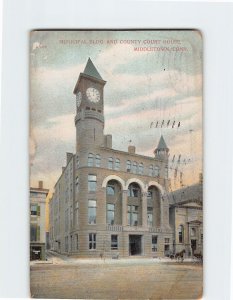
[156,135,169,150]
[73,58,106,94]
[83,58,103,80]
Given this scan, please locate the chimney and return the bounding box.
[105,135,112,148]
[38,181,43,189]
[128,145,136,154]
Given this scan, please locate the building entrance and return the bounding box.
[129,235,142,255]
[30,246,41,260]
[191,239,197,255]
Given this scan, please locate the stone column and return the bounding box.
[185,222,190,256]
[98,187,107,226]
[142,192,147,227]
[122,190,128,226]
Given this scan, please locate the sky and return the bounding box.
[30,30,202,193]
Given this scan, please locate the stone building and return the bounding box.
[49,58,202,258]
[168,182,203,256]
[30,181,49,260]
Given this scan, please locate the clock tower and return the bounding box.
[73,58,106,152]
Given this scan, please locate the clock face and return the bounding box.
[86,87,100,103]
[76,92,82,107]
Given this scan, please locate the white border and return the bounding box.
[1,1,233,299]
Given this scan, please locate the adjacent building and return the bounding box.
[30,181,49,260]
[49,58,203,258]
[169,182,203,256]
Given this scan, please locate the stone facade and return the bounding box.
[49,58,202,258]
[168,183,203,256]
[30,181,49,260]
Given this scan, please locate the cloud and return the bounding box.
[32,113,75,143]
[30,31,203,191]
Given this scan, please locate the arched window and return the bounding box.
[154,166,160,177]
[88,153,94,167]
[108,157,113,169]
[128,183,140,198]
[178,225,184,243]
[126,160,131,172]
[149,165,153,176]
[138,163,144,175]
[95,154,101,167]
[115,158,120,170]
[132,161,137,174]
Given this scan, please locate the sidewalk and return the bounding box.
[41,250,202,266]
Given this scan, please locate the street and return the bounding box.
[30,252,203,299]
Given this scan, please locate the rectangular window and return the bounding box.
[111,235,118,249]
[127,205,138,226]
[164,244,170,252]
[88,175,97,192]
[88,200,97,224]
[165,238,170,243]
[89,233,96,249]
[30,204,37,216]
[30,225,37,241]
[107,204,115,225]
[147,207,153,226]
[88,154,94,167]
[95,155,101,167]
[152,235,157,252]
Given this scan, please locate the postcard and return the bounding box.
[30,30,203,299]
